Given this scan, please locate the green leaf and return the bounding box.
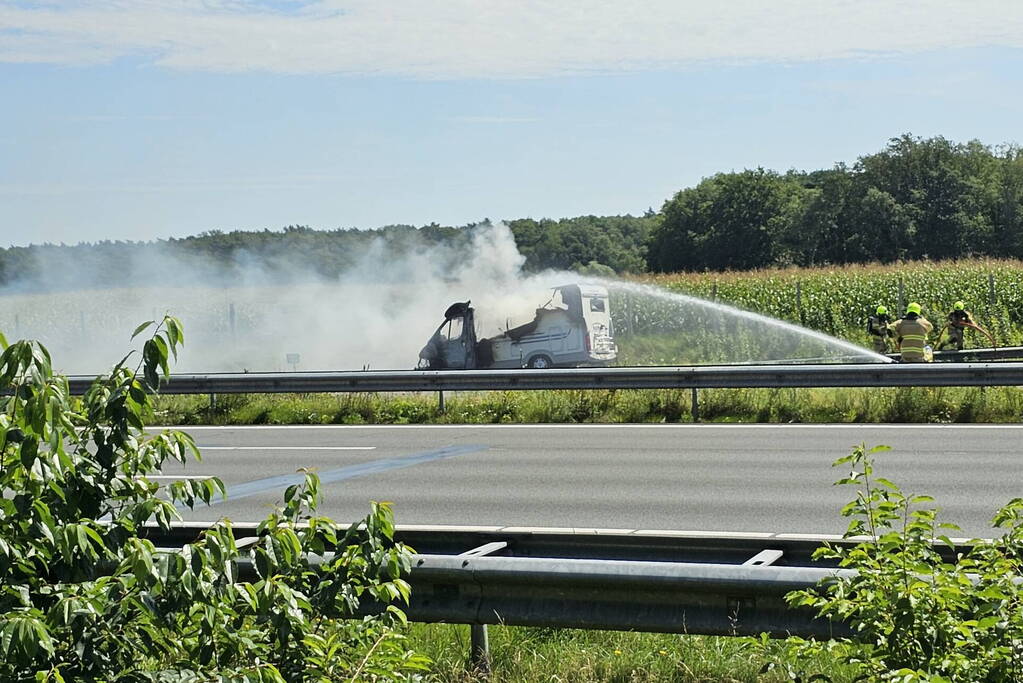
[164,316,185,355]
[284,484,298,504]
[130,320,155,340]
[19,439,38,468]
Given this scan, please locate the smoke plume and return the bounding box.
[0,223,569,374]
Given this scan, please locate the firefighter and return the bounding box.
[893,302,933,362]
[866,304,896,353]
[937,300,973,351]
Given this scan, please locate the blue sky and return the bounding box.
[2,1,1022,247]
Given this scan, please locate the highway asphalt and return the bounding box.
[154,424,1023,537]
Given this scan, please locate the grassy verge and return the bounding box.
[406,624,853,682]
[154,386,1023,425]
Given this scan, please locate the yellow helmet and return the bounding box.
[954,300,965,311]
[906,302,922,315]
[876,305,887,315]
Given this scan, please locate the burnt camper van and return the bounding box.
[417,284,617,369]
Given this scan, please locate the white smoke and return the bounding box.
[0,222,887,373]
[0,223,570,373]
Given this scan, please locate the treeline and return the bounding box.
[0,224,480,291]
[3,134,1022,291]
[0,217,654,291]
[650,134,1023,271]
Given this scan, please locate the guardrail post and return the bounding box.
[796,281,805,325]
[691,387,699,423]
[470,624,490,675]
[438,391,446,413]
[209,393,217,413]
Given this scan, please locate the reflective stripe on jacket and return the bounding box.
[894,316,933,360]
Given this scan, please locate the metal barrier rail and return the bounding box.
[367,554,851,638]
[145,522,968,567]
[893,346,1023,363]
[146,524,974,642]
[67,361,1023,395]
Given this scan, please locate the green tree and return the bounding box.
[856,135,999,259]
[841,187,915,263]
[649,169,805,271]
[509,215,652,273]
[992,145,1023,257]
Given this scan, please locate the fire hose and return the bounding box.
[934,321,997,349]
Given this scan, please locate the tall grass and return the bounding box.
[407,625,854,682]
[153,386,1023,425]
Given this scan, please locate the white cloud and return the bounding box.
[1,0,1022,78]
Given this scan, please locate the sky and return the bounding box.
[2,0,1023,248]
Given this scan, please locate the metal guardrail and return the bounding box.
[390,554,850,638]
[147,522,968,567]
[146,524,974,641]
[67,361,1023,395]
[892,346,1023,363]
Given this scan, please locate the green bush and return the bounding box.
[0,319,427,681]
[781,444,1023,681]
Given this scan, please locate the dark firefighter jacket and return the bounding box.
[947,310,974,328]
[867,314,894,337]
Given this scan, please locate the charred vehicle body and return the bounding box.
[417,284,617,369]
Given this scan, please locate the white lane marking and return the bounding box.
[197,446,376,450]
[161,423,1023,430]
[633,529,776,539]
[141,475,212,481]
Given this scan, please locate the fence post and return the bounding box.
[711,282,718,301]
[795,281,805,325]
[988,274,996,307]
[470,624,491,675]
[691,387,700,423]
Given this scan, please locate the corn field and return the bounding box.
[637,259,1023,350]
